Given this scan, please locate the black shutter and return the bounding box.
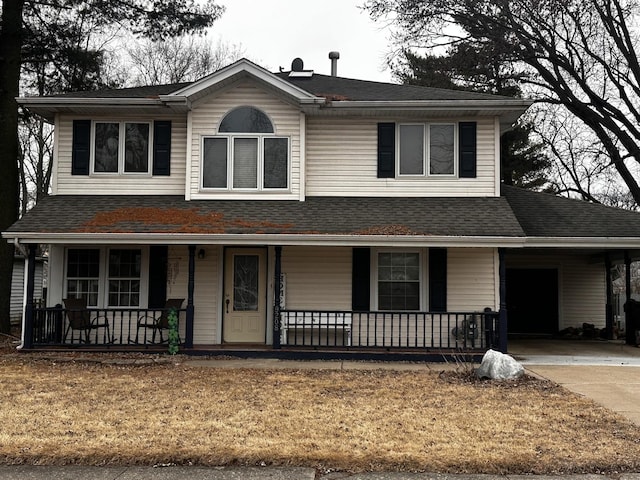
[352,248,371,311]
[377,122,395,178]
[429,248,447,312]
[459,121,477,178]
[71,120,91,175]
[148,245,168,308]
[153,120,172,176]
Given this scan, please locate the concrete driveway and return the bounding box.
[509,339,640,424]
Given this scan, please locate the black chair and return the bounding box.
[136,298,184,344]
[63,298,111,344]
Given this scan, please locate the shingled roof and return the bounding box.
[7,187,640,246]
[273,72,508,102]
[41,68,510,102]
[502,185,640,238]
[4,195,524,239]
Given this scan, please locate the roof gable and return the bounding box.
[163,58,322,106]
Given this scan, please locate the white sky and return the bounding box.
[210,0,395,83]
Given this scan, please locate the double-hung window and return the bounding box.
[93,121,151,174]
[398,123,456,177]
[108,249,142,307]
[202,106,289,190]
[376,252,421,311]
[66,249,100,306]
[65,247,143,308]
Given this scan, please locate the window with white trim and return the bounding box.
[108,249,142,307]
[398,123,456,177]
[376,251,421,311]
[66,249,100,306]
[93,121,151,174]
[64,247,145,308]
[202,106,289,190]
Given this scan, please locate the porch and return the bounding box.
[24,305,501,359]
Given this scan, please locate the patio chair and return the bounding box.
[135,298,184,344]
[63,297,111,344]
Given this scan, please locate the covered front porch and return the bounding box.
[19,242,505,358]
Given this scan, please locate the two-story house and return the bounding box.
[6,57,640,356]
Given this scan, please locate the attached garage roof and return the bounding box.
[501,185,640,238]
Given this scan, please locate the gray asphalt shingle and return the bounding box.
[9,188,640,241]
[6,195,524,237]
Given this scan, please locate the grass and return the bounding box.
[1,346,640,474]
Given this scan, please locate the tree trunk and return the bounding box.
[0,0,25,334]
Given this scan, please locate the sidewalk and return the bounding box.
[0,465,639,479]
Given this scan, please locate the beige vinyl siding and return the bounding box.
[350,247,496,348]
[167,245,220,345]
[506,254,606,329]
[561,258,606,329]
[280,246,351,310]
[448,248,497,311]
[189,81,301,199]
[305,117,497,197]
[54,114,187,195]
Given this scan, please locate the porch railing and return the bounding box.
[30,305,185,347]
[280,309,499,350]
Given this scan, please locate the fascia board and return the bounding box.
[16,97,170,121]
[323,99,533,112]
[3,232,526,248]
[169,59,322,102]
[16,97,164,108]
[524,237,640,249]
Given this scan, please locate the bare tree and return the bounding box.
[365,0,640,207]
[126,36,245,86]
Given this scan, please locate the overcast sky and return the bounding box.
[210,0,396,83]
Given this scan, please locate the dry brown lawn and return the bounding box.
[1,347,640,474]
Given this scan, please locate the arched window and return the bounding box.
[219,106,274,133]
[202,106,288,191]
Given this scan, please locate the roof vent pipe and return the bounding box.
[329,51,340,76]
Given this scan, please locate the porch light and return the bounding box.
[198,248,206,259]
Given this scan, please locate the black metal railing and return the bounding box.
[280,309,499,350]
[31,305,185,347]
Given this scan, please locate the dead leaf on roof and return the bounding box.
[72,207,295,234]
[351,225,419,235]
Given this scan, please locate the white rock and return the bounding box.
[476,349,524,380]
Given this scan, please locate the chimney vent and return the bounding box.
[291,58,304,72]
[329,51,340,76]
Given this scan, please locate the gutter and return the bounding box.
[524,236,640,249]
[16,97,165,107]
[2,231,526,248]
[323,99,534,110]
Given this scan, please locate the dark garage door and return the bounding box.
[506,268,559,335]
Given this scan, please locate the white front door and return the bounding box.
[223,248,267,343]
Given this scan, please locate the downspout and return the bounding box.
[13,238,27,257]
